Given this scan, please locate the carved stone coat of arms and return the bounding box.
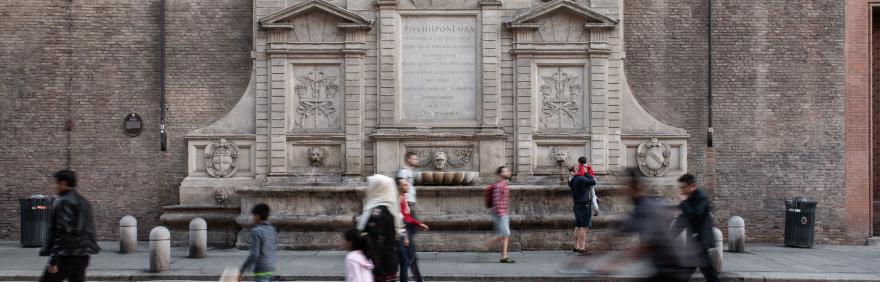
[205,138,240,177]
[636,137,671,177]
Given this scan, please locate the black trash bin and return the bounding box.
[784,197,817,248]
[19,195,54,248]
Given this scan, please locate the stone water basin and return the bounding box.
[414,171,479,186]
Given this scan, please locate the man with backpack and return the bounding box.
[568,173,597,255]
[484,166,514,263]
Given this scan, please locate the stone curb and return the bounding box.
[0,271,876,282]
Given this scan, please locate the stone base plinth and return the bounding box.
[160,205,240,248]
[234,184,645,251]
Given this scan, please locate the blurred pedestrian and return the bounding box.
[485,166,515,263]
[238,203,277,282]
[594,168,687,281]
[396,177,428,282]
[672,174,719,282]
[357,174,402,282]
[39,170,100,282]
[342,228,374,282]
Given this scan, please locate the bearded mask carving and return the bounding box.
[433,152,449,170]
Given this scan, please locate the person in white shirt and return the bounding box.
[397,152,419,217]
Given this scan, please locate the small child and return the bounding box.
[343,228,374,282]
[573,156,595,178]
[239,203,277,282]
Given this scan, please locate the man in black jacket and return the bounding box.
[568,174,597,255]
[39,170,100,282]
[672,174,719,282]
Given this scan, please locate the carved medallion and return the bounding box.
[540,68,582,128]
[548,147,570,167]
[205,138,240,178]
[636,137,671,177]
[307,146,327,167]
[407,147,474,171]
[294,70,339,129]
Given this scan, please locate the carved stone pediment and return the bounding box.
[258,0,373,31]
[506,0,617,30]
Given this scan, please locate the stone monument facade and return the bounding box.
[161,0,688,250]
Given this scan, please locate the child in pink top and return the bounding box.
[343,228,374,282]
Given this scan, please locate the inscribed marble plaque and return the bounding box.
[400,16,478,121]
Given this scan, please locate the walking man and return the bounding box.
[594,168,686,281]
[485,166,515,263]
[672,174,719,282]
[39,170,100,282]
[238,203,277,282]
[397,152,419,217]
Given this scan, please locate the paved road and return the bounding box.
[0,241,878,281]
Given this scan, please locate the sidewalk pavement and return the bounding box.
[0,241,878,281]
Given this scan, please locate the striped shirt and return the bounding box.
[490,180,510,216]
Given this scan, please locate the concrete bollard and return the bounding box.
[189,218,208,258]
[149,226,171,272]
[710,227,723,273]
[119,215,137,253]
[728,216,746,253]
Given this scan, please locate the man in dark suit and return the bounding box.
[673,174,719,282]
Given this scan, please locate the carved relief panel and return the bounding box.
[288,64,343,132]
[536,66,587,131]
[533,141,589,175]
[405,146,476,171]
[288,143,344,173]
[623,137,687,178]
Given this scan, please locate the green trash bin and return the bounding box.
[784,197,816,248]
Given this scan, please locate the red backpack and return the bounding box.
[484,183,496,209]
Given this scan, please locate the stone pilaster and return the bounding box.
[342,27,369,177]
[588,52,608,174]
[602,28,622,173]
[254,1,286,175]
[480,0,502,128]
[376,0,398,126]
[514,56,534,176]
[268,55,288,174]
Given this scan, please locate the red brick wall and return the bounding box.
[0,0,251,240]
[0,0,870,244]
[626,0,853,244]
